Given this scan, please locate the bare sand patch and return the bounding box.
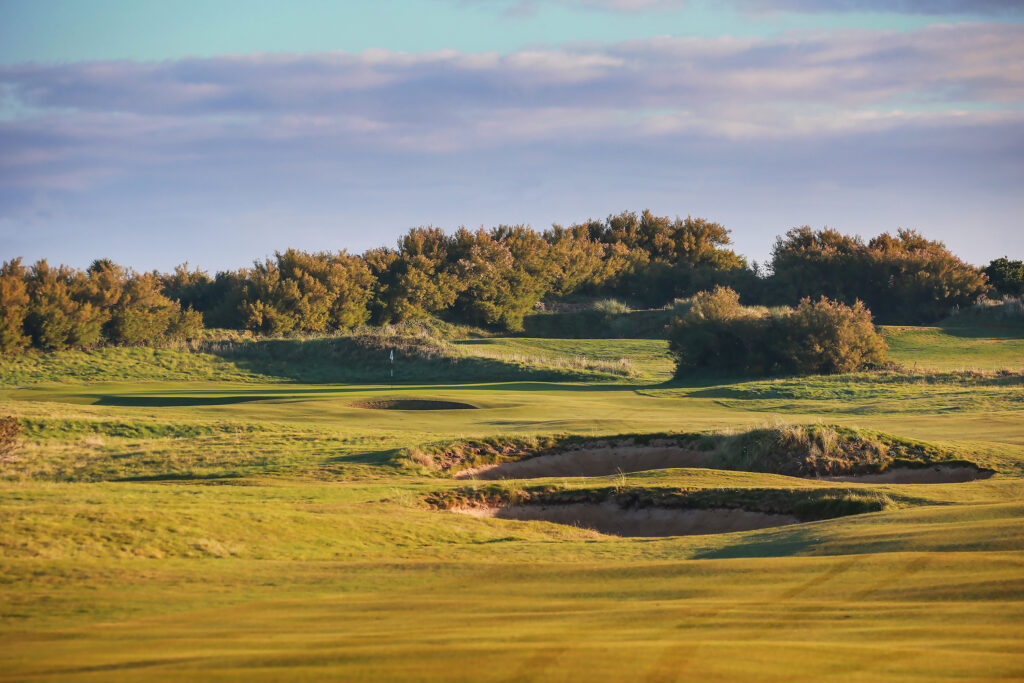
[454,446,710,480]
[455,502,798,537]
[351,399,477,411]
[824,465,993,484]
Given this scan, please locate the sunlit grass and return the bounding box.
[0,325,1022,679]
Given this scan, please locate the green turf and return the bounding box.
[1,325,1023,680]
[882,324,1024,371]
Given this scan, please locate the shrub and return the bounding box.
[0,416,22,461]
[777,297,887,374]
[593,298,631,317]
[668,287,886,376]
[668,286,772,374]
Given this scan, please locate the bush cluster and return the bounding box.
[668,286,887,376]
[0,258,201,354]
[767,227,988,324]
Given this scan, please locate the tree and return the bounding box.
[452,228,546,331]
[240,250,374,334]
[984,257,1024,297]
[541,224,609,297]
[24,260,106,350]
[862,230,987,323]
[364,228,462,323]
[0,259,30,354]
[768,227,987,324]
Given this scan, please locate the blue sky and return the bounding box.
[1,0,1022,271]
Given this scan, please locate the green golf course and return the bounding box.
[1,324,1022,681]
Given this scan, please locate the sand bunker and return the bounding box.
[352,399,477,411]
[454,446,710,480]
[457,502,798,537]
[824,465,993,484]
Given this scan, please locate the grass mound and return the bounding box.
[203,332,637,383]
[0,345,274,385]
[407,424,988,479]
[0,330,636,386]
[404,433,703,475]
[716,423,987,478]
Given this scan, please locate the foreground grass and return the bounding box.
[1,325,1022,680]
[3,552,1021,681]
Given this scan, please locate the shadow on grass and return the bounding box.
[693,526,821,559]
[936,322,1024,339]
[81,380,687,408]
[115,471,248,482]
[327,449,402,465]
[202,336,635,385]
[95,394,280,407]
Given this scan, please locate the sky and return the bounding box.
[1,0,1022,272]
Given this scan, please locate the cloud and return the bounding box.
[3,23,1021,148]
[466,0,1024,14]
[1,22,1022,271]
[733,0,1024,16]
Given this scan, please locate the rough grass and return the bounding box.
[714,422,983,477]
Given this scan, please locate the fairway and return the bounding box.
[1,328,1023,681]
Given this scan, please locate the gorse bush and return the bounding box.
[0,416,21,462]
[668,286,887,376]
[779,297,887,374]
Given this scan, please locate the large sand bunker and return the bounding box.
[454,446,710,480]
[352,399,477,411]
[825,465,992,484]
[457,502,798,537]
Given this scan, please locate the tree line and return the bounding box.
[1,210,1017,354]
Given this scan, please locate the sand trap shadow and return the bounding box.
[824,465,993,484]
[455,446,709,480]
[457,503,799,537]
[454,447,992,485]
[351,399,478,411]
[95,395,278,407]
